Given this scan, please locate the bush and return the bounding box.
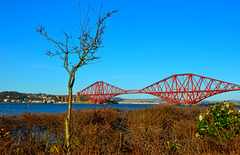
[195,103,240,144]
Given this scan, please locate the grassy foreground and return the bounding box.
[0,105,240,154]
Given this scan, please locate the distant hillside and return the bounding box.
[0,91,27,101]
[112,97,125,102]
[200,100,240,104]
[0,91,58,103]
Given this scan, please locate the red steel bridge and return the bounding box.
[75,73,240,104]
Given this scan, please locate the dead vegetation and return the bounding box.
[0,105,240,154]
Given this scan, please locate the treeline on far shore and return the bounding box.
[1,105,240,154]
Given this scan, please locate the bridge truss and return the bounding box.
[77,73,240,104]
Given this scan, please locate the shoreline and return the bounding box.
[1,102,240,107]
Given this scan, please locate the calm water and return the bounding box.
[0,103,158,115]
[0,103,239,115]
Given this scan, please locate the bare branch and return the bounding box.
[36,25,66,54]
[36,8,118,75]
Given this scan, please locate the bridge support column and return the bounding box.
[61,97,63,103]
[73,96,75,102]
[76,95,80,103]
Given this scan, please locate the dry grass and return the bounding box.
[0,105,239,154]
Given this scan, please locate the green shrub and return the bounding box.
[195,103,240,144]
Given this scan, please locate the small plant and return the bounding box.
[167,140,180,153]
[0,128,5,139]
[195,103,240,144]
[0,128,10,140]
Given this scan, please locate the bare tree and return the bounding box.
[36,7,118,149]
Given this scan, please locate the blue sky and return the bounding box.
[0,0,240,100]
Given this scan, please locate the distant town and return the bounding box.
[0,91,60,103]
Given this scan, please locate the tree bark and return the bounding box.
[65,75,74,150]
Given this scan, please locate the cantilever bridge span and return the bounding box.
[77,73,240,104]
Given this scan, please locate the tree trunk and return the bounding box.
[66,75,74,150]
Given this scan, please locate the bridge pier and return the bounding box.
[57,95,80,103]
[76,95,80,103]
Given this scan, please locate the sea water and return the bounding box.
[0,103,239,115]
